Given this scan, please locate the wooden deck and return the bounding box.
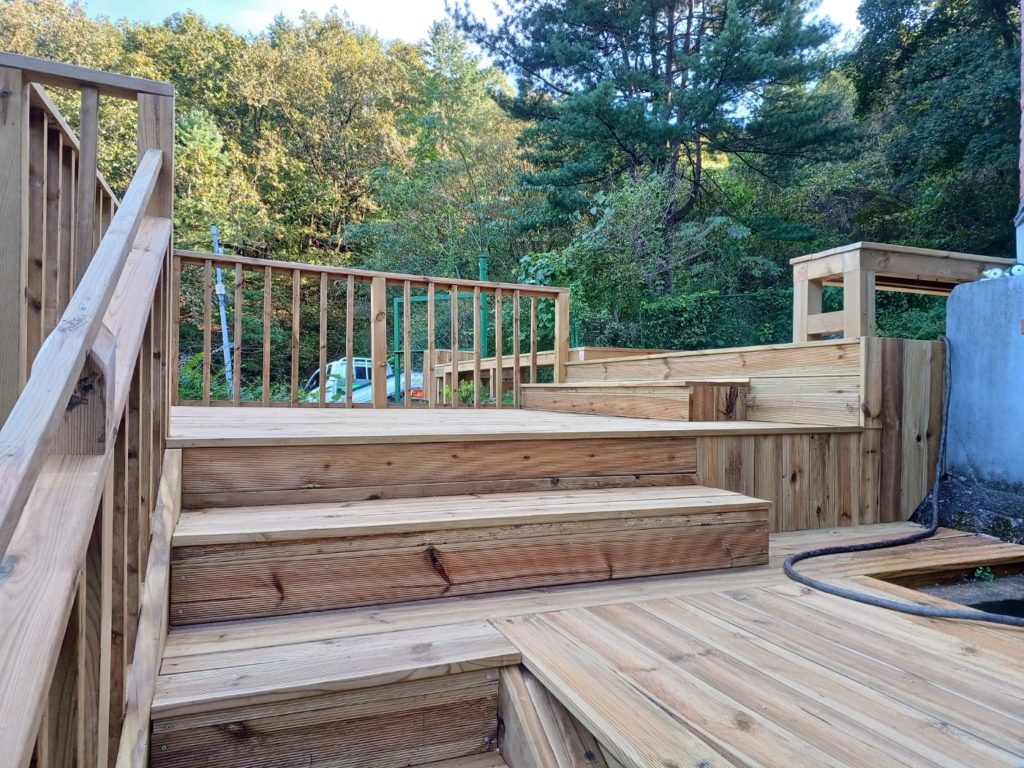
[167,405,857,447]
[155,523,1024,766]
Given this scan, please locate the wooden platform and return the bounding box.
[154,525,1024,767]
[170,486,770,623]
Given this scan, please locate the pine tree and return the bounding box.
[452,0,854,250]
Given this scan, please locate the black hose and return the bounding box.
[783,335,1024,628]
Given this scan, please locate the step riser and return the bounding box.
[180,436,698,509]
[151,670,502,768]
[170,514,768,625]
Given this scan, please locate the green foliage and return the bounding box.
[4,0,1019,360]
[974,566,997,583]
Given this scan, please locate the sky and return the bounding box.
[78,0,862,43]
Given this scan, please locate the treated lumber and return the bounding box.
[168,486,769,621]
[0,149,161,568]
[151,621,518,718]
[114,451,181,768]
[152,670,502,768]
[0,52,173,100]
[0,455,107,768]
[0,66,28,425]
[165,405,857,448]
[497,614,731,767]
[178,435,698,506]
[175,249,567,299]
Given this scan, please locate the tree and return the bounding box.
[848,0,1021,255]
[452,0,855,291]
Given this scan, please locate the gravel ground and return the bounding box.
[911,474,1024,544]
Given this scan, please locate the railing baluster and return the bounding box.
[202,259,212,405]
[319,272,327,408]
[529,296,538,384]
[345,275,354,408]
[426,283,435,408]
[494,288,503,409]
[512,290,521,407]
[403,280,411,407]
[233,265,242,405]
[473,286,481,408]
[27,109,46,361]
[262,265,272,406]
[370,276,387,408]
[74,86,98,285]
[43,126,62,337]
[554,291,570,384]
[450,284,459,408]
[291,269,300,406]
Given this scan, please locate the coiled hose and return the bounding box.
[784,335,1024,628]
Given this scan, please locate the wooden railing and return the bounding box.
[173,250,570,408]
[0,53,174,768]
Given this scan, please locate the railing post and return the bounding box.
[370,276,388,407]
[553,291,570,384]
[52,324,116,454]
[0,66,29,425]
[137,92,173,428]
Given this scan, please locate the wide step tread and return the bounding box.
[150,621,516,768]
[169,487,770,624]
[173,485,768,545]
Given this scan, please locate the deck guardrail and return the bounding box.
[0,53,174,768]
[173,250,570,408]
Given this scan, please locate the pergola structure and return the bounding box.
[791,241,1015,341]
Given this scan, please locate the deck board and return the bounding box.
[155,524,1024,766]
[167,405,858,447]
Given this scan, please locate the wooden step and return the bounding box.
[150,621,519,768]
[170,486,770,624]
[520,380,748,421]
[170,407,703,508]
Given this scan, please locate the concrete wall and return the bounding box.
[945,277,1024,490]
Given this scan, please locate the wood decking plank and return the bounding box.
[152,621,517,718]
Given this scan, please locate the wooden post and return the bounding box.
[0,66,28,425]
[53,324,116,454]
[842,249,876,338]
[201,260,211,405]
[512,289,520,407]
[74,86,98,286]
[261,266,271,406]
[792,277,822,342]
[553,291,570,384]
[370,276,387,408]
[426,283,435,408]
[402,280,411,407]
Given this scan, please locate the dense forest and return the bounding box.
[3,0,1021,355]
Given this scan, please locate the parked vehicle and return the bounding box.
[304,358,424,403]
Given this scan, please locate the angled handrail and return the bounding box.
[0,148,162,559]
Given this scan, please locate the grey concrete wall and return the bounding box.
[945,277,1024,490]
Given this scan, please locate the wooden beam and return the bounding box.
[114,451,181,768]
[0,52,174,100]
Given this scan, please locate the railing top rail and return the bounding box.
[0,148,163,560]
[0,51,174,100]
[174,249,570,297]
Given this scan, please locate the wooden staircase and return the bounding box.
[147,407,771,767]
